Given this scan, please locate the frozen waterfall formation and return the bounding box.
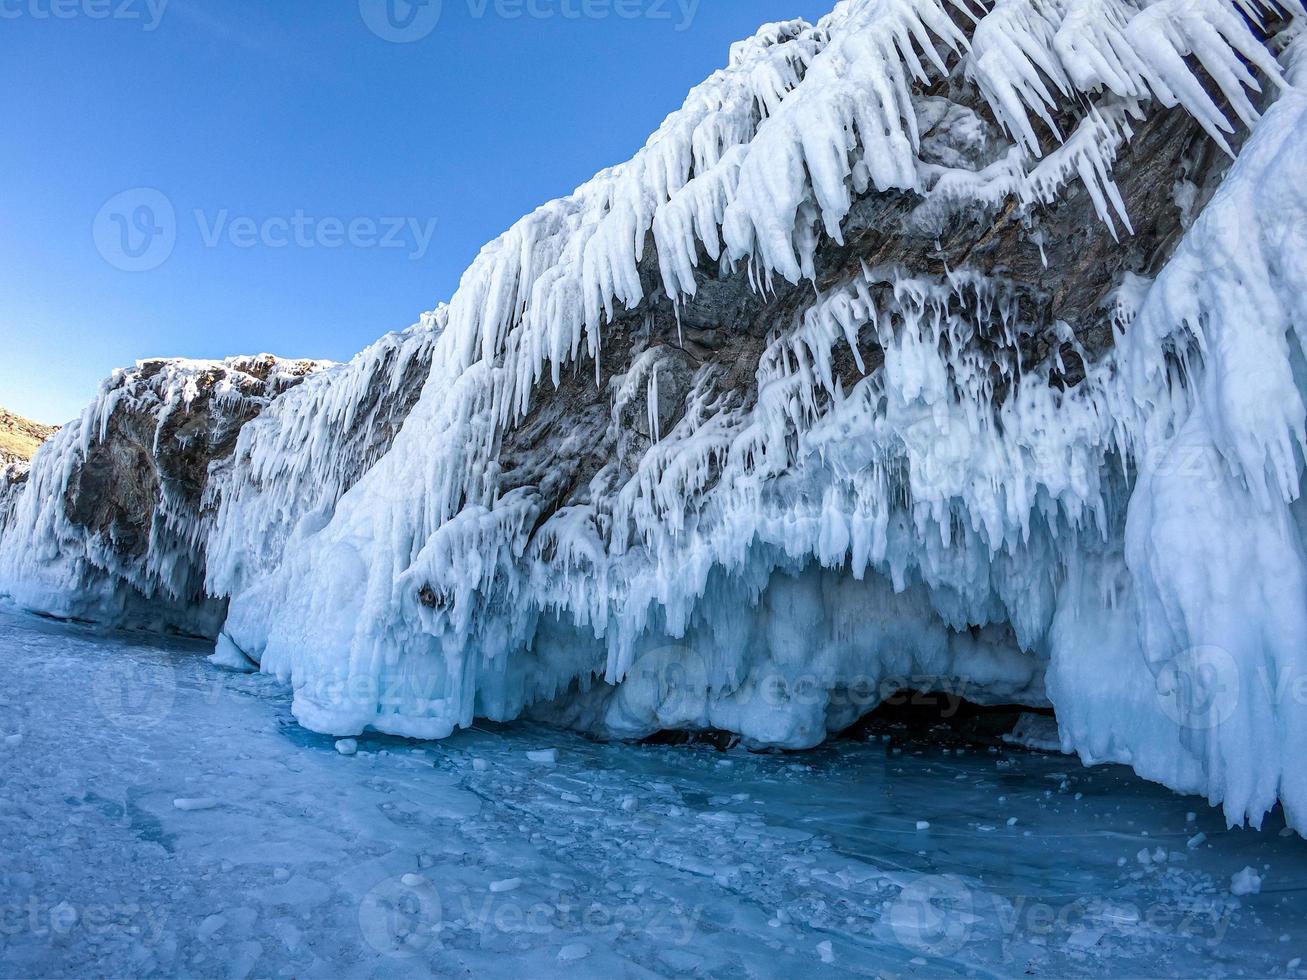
[3,0,1307,832]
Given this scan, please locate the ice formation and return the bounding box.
[3,0,1307,833]
[0,355,332,632]
[204,318,440,602]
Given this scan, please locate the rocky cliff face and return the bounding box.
[0,355,332,633]
[0,322,441,634]
[0,407,57,466]
[3,1,1306,832]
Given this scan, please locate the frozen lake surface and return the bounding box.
[1,604,1305,978]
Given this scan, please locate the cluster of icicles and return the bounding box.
[3,0,1307,832]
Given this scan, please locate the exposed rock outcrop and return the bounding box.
[0,407,57,466]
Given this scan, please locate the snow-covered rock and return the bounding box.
[0,355,329,633]
[2,0,1306,834]
[1231,866,1263,896]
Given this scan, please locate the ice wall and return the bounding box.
[205,315,441,602]
[3,0,1306,832]
[213,0,1307,832]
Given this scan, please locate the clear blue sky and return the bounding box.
[1,0,830,424]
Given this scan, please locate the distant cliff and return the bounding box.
[0,406,57,465]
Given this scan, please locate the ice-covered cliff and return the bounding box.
[3,0,1306,833]
[0,355,335,632]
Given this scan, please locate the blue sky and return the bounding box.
[2,0,830,424]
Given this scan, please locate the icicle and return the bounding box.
[647,365,662,444]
